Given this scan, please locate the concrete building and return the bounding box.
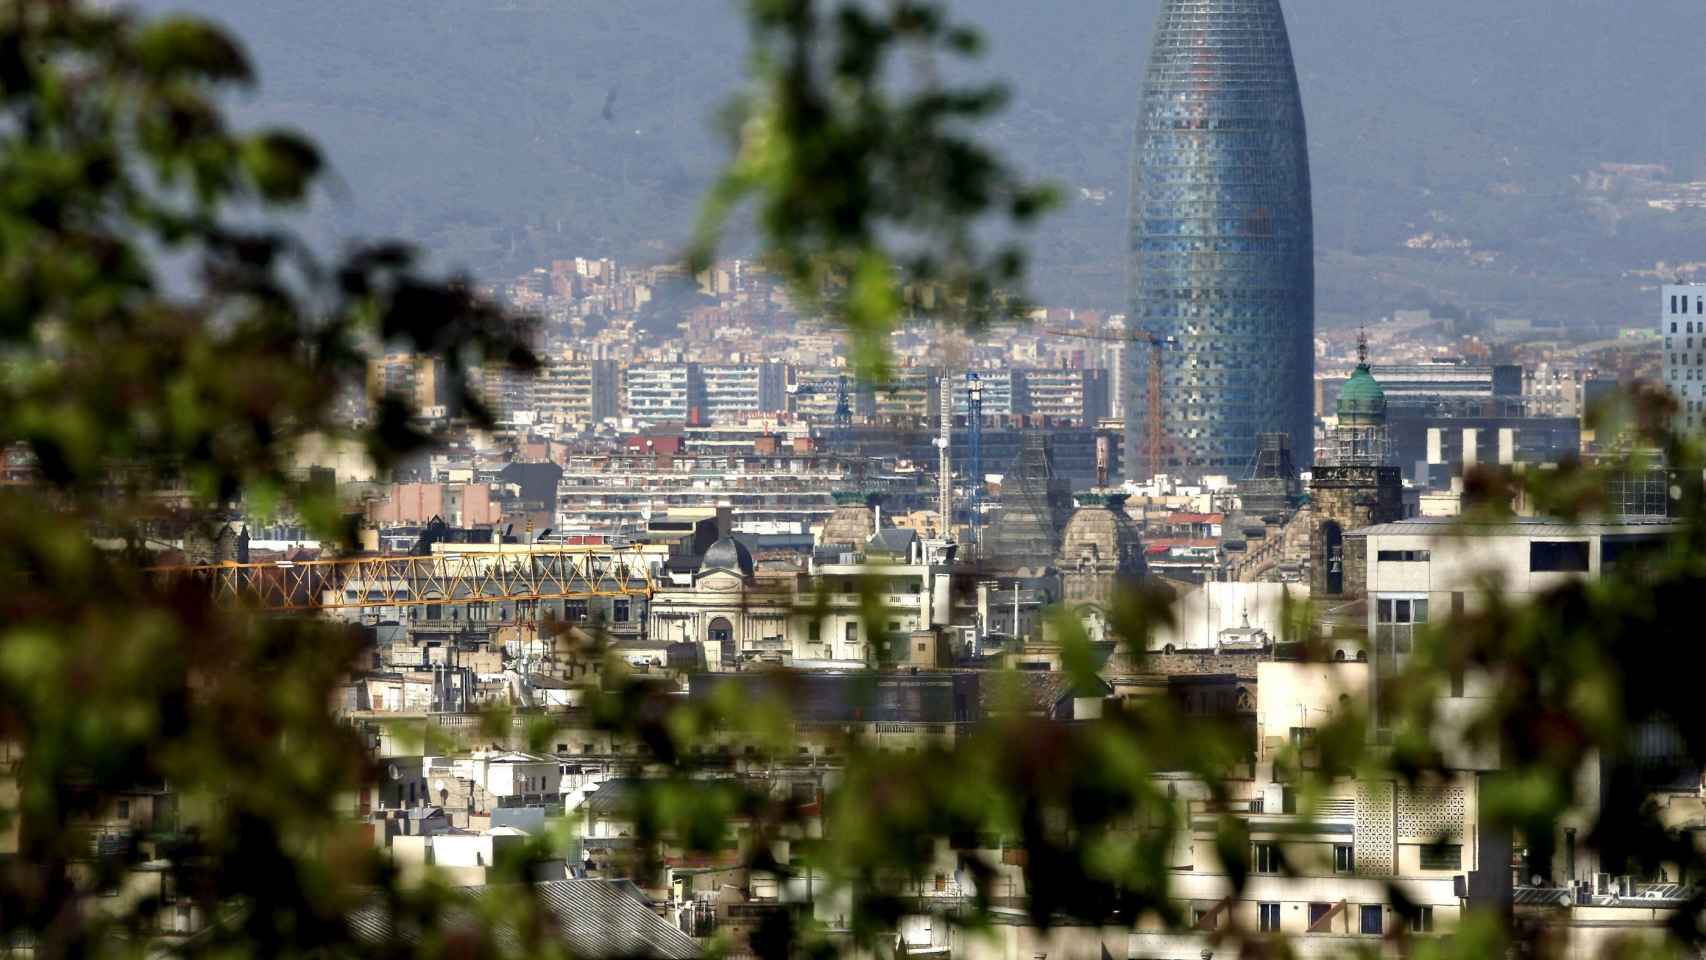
[1358,517,1680,637]
[535,359,618,430]
[872,369,939,424]
[623,363,706,424]
[1108,657,1491,956]
[700,363,785,423]
[1367,359,1522,407]
[951,369,1018,418]
[1019,368,1110,424]
[367,352,452,419]
[1662,283,1706,431]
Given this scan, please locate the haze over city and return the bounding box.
[0,3,1703,960]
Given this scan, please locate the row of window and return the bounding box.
[1249,901,1434,935]
[1668,294,1703,316]
[1252,840,1463,875]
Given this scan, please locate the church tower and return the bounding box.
[1310,333,1403,598]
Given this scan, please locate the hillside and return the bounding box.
[138,0,1706,329]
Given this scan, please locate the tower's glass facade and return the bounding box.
[1126,0,1314,478]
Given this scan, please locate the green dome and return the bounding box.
[1337,363,1386,425]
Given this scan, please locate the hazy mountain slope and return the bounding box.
[137,0,1706,328]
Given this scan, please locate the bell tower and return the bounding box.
[1310,331,1403,599]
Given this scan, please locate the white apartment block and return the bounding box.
[700,363,786,422]
[1662,284,1706,430]
[622,363,705,425]
[951,370,1018,417]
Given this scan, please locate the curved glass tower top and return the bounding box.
[1127,0,1314,478]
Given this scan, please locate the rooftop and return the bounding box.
[1355,516,1685,538]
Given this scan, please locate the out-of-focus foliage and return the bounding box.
[691,0,1056,379]
[4,3,1706,960]
[0,1,542,956]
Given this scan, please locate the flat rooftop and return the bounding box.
[1354,516,1684,538]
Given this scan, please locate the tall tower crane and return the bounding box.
[966,371,983,544]
[1042,325,1173,482]
[936,374,953,536]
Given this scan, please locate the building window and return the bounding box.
[613,599,630,623]
[1530,541,1590,572]
[1259,903,1281,933]
[1419,844,1463,870]
[1308,903,1332,930]
[1409,906,1434,933]
[845,623,858,644]
[808,621,821,643]
[1334,844,1355,873]
[566,600,589,622]
[1252,842,1280,874]
[1376,549,1430,562]
[1375,597,1427,656]
[1360,904,1383,936]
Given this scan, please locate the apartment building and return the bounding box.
[367,352,451,418]
[950,370,1019,418]
[535,359,618,431]
[701,363,786,422]
[1662,283,1706,431]
[872,369,939,423]
[623,363,706,424]
[1020,368,1111,424]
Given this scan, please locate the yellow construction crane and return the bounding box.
[151,544,658,612]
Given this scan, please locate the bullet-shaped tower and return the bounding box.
[1126,0,1315,479]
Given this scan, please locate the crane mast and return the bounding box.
[937,374,953,537]
[966,371,983,546]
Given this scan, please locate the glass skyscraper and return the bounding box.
[1126,0,1314,479]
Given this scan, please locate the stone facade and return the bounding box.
[1058,494,1145,612]
[1309,464,1402,599]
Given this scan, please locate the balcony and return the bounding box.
[1189,795,1356,837]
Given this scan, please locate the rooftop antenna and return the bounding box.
[1357,326,1369,366]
